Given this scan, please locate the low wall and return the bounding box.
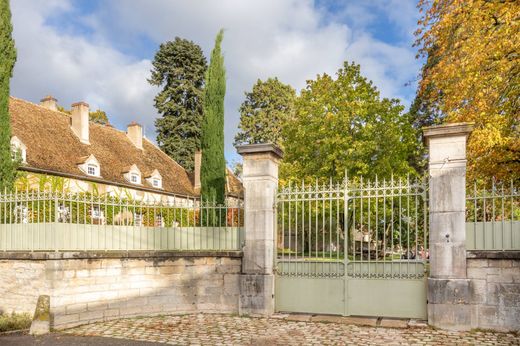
[0,251,242,329]
[428,251,520,332]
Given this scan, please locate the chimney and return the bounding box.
[71,101,90,145]
[40,95,57,111]
[127,122,143,150]
[194,150,202,192]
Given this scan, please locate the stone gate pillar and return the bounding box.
[236,143,283,316]
[424,123,473,329]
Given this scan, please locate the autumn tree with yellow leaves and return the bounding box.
[414,0,519,181]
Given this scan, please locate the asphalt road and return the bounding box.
[0,332,160,345]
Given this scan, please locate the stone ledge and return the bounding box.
[0,250,243,260]
[467,250,520,260]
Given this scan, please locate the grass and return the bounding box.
[0,312,32,333]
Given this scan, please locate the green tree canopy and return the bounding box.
[88,109,109,125]
[57,105,109,125]
[281,62,419,183]
[0,0,17,191]
[234,77,295,147]
[148,37,207,171]
[201,29,226,204]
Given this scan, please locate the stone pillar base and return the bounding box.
[427,278,475,331]
[239,274,274,316]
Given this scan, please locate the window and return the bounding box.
[90,205,105,225]
[87,164,98,176]
[134,213,143,226]
[153,178,160,187]
[131,173,139,183]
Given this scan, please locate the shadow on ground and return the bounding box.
[0,332,160,345]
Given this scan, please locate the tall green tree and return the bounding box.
[148,37,207,171]
[201,29,226,204]
[234,78,295,147]
[282,62,418,183]
[0,0,17,191]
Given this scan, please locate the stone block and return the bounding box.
[65,303,87,314]
[428,278,471,304]
[239,274,274,316]
[52,313,79,327]
[429,170,466,213]
[427,303,474,331]
[159,265,184,274]
[430,242,467,278]
[379,318,409,328]
[224,274,240,295]
[488,259,512,268]
[79,309,103,322]
[430,212,466,243]
[467,259,488,268]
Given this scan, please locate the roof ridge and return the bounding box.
[10,95,72,118]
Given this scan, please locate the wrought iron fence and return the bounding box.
[276,176,428,279]
[0,189,243,251]
[466,180,519,250]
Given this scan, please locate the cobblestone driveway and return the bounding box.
[65,314,519,345]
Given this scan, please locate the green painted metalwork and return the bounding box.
[0,190,243,251]
[275,176,428,319]
[466,180,519,250]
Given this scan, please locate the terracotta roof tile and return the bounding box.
[9,96,195,197]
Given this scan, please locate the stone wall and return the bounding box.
[428,251,520,332]
[466,252,520,332]
[0,251,241,329]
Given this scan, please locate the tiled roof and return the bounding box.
[9,96,243,198]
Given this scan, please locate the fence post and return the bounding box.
[424,122,473,330]
[236,143,283,316]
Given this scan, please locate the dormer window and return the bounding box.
[145,169,162,189]
[87,164,98,176]
[10,136,27,163]
[77,154,101,177]
[123,164,142,185]
[131,173,140,184]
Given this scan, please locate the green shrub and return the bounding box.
[0,312,32,332]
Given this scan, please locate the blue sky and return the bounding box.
[10,0,422,166]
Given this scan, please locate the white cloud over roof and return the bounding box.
[10,0,420,164]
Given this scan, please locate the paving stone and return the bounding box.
[379,318,409,329]
[63,313,520,345]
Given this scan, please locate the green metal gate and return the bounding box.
[275,177,428,319]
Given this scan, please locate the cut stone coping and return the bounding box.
[0,250,243,260]
[467,250,520,259]
[236,143,283,159]
[423,122,474,139]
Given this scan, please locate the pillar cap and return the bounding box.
[236,143,283,159]
[423,122,473,140]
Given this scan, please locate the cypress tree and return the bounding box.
[0,0,17,192]
[201,29,226,204]
[149,38,207,171]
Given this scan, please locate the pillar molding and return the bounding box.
[236,143,282,316]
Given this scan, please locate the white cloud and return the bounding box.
[10,0,157,133]
[9,0,420,164]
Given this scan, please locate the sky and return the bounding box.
[9,0,422,166]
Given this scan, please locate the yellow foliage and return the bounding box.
[416,0,519,181]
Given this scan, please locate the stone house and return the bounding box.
[8,95,242,205]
